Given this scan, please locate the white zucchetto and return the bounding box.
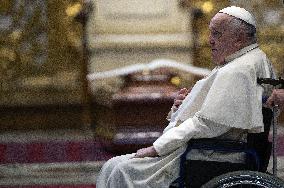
[219,6,256,28]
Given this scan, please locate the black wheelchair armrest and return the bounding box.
[180,138,260,169]
[187,138,248,151]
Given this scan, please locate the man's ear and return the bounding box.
[236,31,246,48]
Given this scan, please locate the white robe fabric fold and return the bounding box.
[96,119,230,188]
[96,44,274,188]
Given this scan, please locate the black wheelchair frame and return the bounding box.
[174,78,284,188]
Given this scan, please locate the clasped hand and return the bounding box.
[172,88,190,112]
[133,146,158,158]
[266,89,284,111]
[133,88,191,159]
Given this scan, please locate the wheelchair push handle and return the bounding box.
[257,77,284,88]
[258,77,283,105]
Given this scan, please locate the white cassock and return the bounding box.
[96,43,275,188]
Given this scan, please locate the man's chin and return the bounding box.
[212,60,224,66]
[212,58,220,65]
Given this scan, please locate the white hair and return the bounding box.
[229,17,257,43]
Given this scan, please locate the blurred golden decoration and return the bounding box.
[9,30,22,42]
[0,48,16,61]
[67,30,82,47]
[22,76,52,88]
[261,42,284,77]
[171,76,181,86]
[201,1,214,13]
[66,3,82,17]
[20,71,79,89]
[0,1,84,106]
[0,0,12,12]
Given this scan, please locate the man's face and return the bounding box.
[209,13,240,65]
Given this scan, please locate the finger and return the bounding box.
[171,105,178,112]
[275,89,284,93]
[176,94,186,100]
[274,96,279,104]
[266,91,276,107]
[178,88,188,95]
[174,100,182,106]
[266,97,273,108]
[133,152,141,158]
[134,152,145,158]
[133,154,140,158]
[131,153,137,158]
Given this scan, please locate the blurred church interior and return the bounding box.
[0,0,283,187]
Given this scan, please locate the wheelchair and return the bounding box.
[172,78,284,188]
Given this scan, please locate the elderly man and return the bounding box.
[96,6,275,188]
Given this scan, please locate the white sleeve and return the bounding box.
[153,116,231,156]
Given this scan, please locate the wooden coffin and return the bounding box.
[108,69,179,154]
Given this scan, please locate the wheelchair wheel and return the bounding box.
[201,170,284,188]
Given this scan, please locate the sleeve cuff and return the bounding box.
[153,118,195,156]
